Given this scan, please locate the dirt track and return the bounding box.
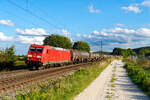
[74,60,149,100]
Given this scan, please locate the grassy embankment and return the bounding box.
[11,58,114,100]
[13,61,26,69]
[0,61,26,72]
[124,58,150,96]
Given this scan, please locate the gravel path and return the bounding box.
[74,60,150,100]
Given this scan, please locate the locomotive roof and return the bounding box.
[51,46,69,51]
[30,44,69,51]
[30,44,45,47]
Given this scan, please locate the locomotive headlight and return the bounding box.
[28,55,32,57]
[37,56,41,58]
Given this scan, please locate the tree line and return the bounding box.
[112,47,150,57]
[112,48,136,57]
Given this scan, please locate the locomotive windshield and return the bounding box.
[29,47,43,53]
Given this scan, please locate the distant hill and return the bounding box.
[111,46,150,56]
[133,46,150,54]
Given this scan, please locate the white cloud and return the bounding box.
[136,28,150,36]
[100,28,135,36]
[83,34,88,38]
[0,32,14,41]
[76,33,81,37]
[88,4,101,13]
[17,36,45,44]
[121,5,141,13]
[121,0,150,14]
[16,28,47,35]
[116,24,124,27]
[15,28,71,44]
[15,28,48,44]
[76,27,150,51]
[0,20,14,26]
[0,32,45,44]
[55,29,70,36]
[88,35,92,38]
[92,30,99,35]
[141,0,150,7]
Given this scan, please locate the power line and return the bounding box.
[18,34,50,37]
[30,3,66,29]
[6,0,80,40]
[26,1,78,36]
[7,0,63,29]
[101,40,103,55]
[0,9,44,28]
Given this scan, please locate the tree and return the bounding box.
[127,48,136,56]
[43,34,72,49]
[73,41,90,52]
[112,48,122,55]
[0,46,16,70]
[112,48,136,57]
[139,48,150,56]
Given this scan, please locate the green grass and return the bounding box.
[14,61,26,67]
[105,95,112,99]
[11,60,27,70]
[0,60,26,71]
[11,58,113,100]
[110,77,117,83]
[111,83,115,87]
[124,62,150,96]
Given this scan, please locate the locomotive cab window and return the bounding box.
[36,47,43,53]
[29,47,36,52]
[29,47,43,53]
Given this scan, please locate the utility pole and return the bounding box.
[101,40,103,55]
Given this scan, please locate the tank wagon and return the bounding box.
[26,44,102,69]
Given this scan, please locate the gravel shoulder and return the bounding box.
[74,60,150,100]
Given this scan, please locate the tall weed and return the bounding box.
[125,62,150,96]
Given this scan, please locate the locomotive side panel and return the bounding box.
[43,47,71,65]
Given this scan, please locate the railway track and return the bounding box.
[0,62,92,93]
[0,69,30,79]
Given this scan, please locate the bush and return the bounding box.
[0,46,16,70]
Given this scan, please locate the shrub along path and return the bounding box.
[74,60,149,100]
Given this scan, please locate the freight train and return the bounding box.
[26,44,103,69]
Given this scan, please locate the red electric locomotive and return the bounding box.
[26,44,71,69]
[26,44,102,69]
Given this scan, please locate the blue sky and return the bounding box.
[0,0,150,54]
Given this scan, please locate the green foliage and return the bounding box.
[125,62,150,96]
[14,61,26,67]
[43,34,72,49]
[73,41,90,52]
[112,48,136,57]
[16,55,26,61]
[139,48,150,56]
[0,46,16,70]
[14,58,113,100]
